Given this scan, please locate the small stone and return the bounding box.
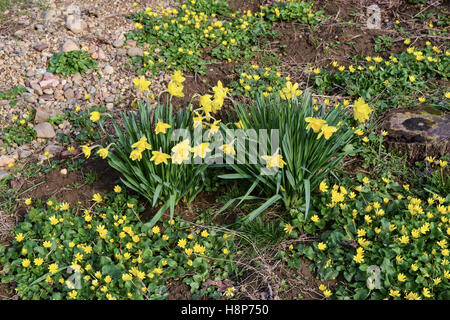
[39,72,59,90]
[0,171,9,180]
[60,168,68,175]
[14,30,25,37]
[31,83,43,95]
[126,40,137,47]
[106,103,114,111]
[34,122,56,138]
[62,39,79,52]
[42,9,57,23]
[103,65,114,75]
[128,47,143,57]
[66,16,84,34]
[98,47,107,60]
[33,43,48,51]
[19,149,32,159]
[44,144,63,155]
[112,39,124,48]
[0,155,15,167]
[23,93,36,103]
[64,88,75,99]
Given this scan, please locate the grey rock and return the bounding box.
[98,47,107,60]
[0,155,15,167]
[112,39,124,48]
[19,149,32,159]
[34,122,56,138]
[39,72,59,90]
[103,65,114,75]
[44,144,63,155]
[0,171,9,180]
[62,39,79,52]
[66,16,84,33]
[23,93,36,103]
[64,88,75,99]
[34,108,50,123]
[14,30,25,37]
[128,47,143,57]
[43,9,57,22]
[33,42,48,51]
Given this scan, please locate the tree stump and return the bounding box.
[381,106,449,162]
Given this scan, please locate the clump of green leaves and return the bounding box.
[311,46,449,112]
[220,91,355,221]
[0,86,26,101]
[262,1,324,25]
[103,100,208,227]
[230,64,287,98]
[48,51,98,76]
[0,192,238,300]
[289,174,449,300]
[126,1,276,75]
[0,115,36,147]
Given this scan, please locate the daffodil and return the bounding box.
[133,76,151,92]
[305,117,326,133]
[353,97,373,123]
[150,151,171,165]
[155,121,171,134]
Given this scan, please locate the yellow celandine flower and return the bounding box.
[133,76,151,92]
[22,259,31,267]
[155,121,171,134]
[122,273,132,281]
[353,97,373,123]
[96,224,107,239]
[409,75,416,82]
[318,242,327,251]
[319,181,329,193]
[405,292,421,300]
[49,263,59,274]
[192,143,211,159]
[185,248,193,256]
[201,230,209,238]
[311,215,320,223]
[90,111,101,123]
[68,290,78,299]
[193,243,206,254]
[25,198,32,206]
[114,185,122,193]
[397,273,406,282]
[305,117,327,133]
[33,257,44,266]
[177,238,187,248]
[389,289,401,298]
[323,289,332,298]
[354,128,364,135]
[92,193,102,203]
[317,124,338,140]
[58,201,69,211]
[284,224,293,235]
[152,225,160,234]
